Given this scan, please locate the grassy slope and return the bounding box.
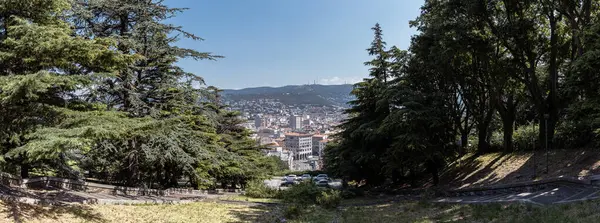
[3,197,600,222]
[440,149,600,189]
[292,200,600,223]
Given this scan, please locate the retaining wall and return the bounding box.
[0,172,21,187]
[0,173,242,196]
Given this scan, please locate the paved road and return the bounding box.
[264,177,343,190]
[435,182,600,205]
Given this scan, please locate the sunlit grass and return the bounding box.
[0,200,260,223]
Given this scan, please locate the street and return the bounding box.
[264,177,343,190]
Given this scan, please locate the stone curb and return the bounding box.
[1,173,244,197]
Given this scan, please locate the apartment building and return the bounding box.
[289,115,303,130]
[285,132,312,160]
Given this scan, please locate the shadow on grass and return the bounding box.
[226,204,277,223]
[338,199,600,223]
[0,196,106,223]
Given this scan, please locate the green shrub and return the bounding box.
[555,121,596,149]
[279,181,321,205]
[245,179,280,198]
[340,189,359,199]
[282,204,303,219]
[316,190,342,209]
[490,131,503,149]
[513,124,538,150]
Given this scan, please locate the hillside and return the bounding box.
[222,84,354,106]
[440,149,600,189]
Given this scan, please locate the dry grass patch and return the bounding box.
[3,198,600,223]
[0,200,268,223]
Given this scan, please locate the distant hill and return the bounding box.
[222,84,354,106]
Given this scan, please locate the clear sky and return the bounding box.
[166,0,424,89]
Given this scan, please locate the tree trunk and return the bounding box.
[503,118,514,152]
[538,114,556,152]
[459,109,470,156]
[426,160,439,186]
[541,6,558,152]
[497,95,516,153]
[409,167,417,188]
[477,123,489,154]
[476,105,494,154]
[460,131,469,155]
[20,164,30,179]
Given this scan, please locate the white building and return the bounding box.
[285,133,312,160]
[293,160,312,171]
[292,156,320,171]
[289,115,303,130]
[312,135,327,156]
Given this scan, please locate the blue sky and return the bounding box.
[166,0,424,89]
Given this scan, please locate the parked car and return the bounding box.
[299,174,312,181]
[280,176,297,187]
[315,179,330,188]
[285,175,297,181]
[313,174,328,182]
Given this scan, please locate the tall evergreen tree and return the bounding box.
[0,0,132,177]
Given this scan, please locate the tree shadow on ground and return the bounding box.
[441,148,600,190]
[502,149,600,184]
[0,196,106,223]
[457,153,511,186]
[226,204,278,223]
[440,154,509,187]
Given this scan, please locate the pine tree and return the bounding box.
[329,24,394,185]
[0,0,131,177]
[73,0,222,117]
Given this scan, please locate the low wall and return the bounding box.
[0,172,22,187]
[23,177,168,196]
[0,172,243,197]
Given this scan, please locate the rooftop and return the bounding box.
[284,132,313,137]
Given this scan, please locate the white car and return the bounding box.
[299,174,312,181]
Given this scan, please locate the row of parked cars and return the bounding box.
[280,174,330,187]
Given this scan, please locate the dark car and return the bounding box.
[281,177,296,187]
[313,174,329,182]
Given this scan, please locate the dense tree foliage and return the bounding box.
[326,0,600,187]
[0,0,281,189]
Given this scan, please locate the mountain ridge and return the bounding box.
[221,84,354,106]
